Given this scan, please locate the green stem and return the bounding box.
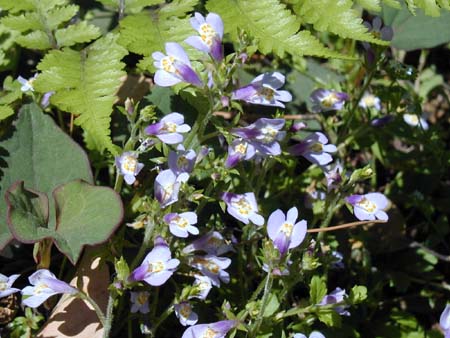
[250,269,273,338]
[102,291,116,338]
[130,217,156,271]
[151,302,175,336]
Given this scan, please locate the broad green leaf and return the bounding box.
[263,293,280,317]
[55,21,101,48]
[0,103,93,249]
[317,308,342,327]
[51,180,123,264]
[309,275,327,304]
[349,285,368,303]
[34,34,127,154]
[382,2,450,50]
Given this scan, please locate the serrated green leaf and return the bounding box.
[96,0,164,13]
[1,13,43,32]
[293,0,388,45]
[55,21,101,47]
[0,103,93,249]
[0,0,35,12]
[206,0,348,59]
[0,105,15,120]
[317,308,342,327]
[34,34,127,154]
[349,285,368,303]
[46,5,79,29]
[16,31,52,50]
[356,0,382,11]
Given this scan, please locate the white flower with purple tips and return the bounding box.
[225,139,255,168]
[181,319,237,338]
[145,112,191,145]
[324,162,343,191]
[346,192,389,221]
[440,304,450,338]
[232,72,292,108]
[168,145,196,182]
[310,88,349,112]
[294,332,326,338]
[189,274,213,300]
[403,114,429,130]
[290,132,337,166]
[358,93,381,110]
[175,302,199,326]
[154,169,182,208]
[267,207,307,256]
[221,192,264,226]
[17,74,37,92]
[21,269,77,308]
[129,237,180,287]
[164,211,199,238]
[130,291,150,314]
[115,151,144,185]
[152,42,202,87]
[189,255,231,287]
[185,12,224,61]
[0,273,20,298]
[319,287,350,316]
[183,231,234,256]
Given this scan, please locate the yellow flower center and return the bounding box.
[310,142,323,152]
[193,258,220,274]
[198,280,210,290]
[0,282,7,291]
[137,292,149,305]
[148,261,165,273]
[199,23,217,47]
[122,155,137,173]
[161,56,176,73]
[260,126,277,143]
[280,222,293,237]
[202,327,219,338]
[163,121,177,133]
[235,142,247,155]
[260,87,275,100]
[177,156,189,168]
[321,92,339,107]
[231,197,252,216]
[179,303,192,318]
[357,197,377,213]
[405,114,419,125]
[362,94,377,108]
[174,216,189,229]
[35,283,49,294]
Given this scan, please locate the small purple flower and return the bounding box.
[189,255,231,287]
[290,132,337,166]
[363,17,394,43]
[440,304,450,338]
[323,162,343,191]
[17,74,37,92]
[182,231,234,256]
[189,274,213,300]
[310,89,349,113]
[0,273,20,298]
[175,302,199,326]
[181,320,237,338]
[41,91,55,108]
[225,139,256,168]
[129,236,180,286]
[232,72,292,108]
[290,121,307,132]
[232,118,286,157]
[21,269,77,308]
[185,12,224,61]
[145,112,191,145]
[115,151,144,185]
[221,192,264,226]
[164,211,199,238]
[358,93,381,110]
[154,169,182,208]
[152,42,202,87]
[346,192,389,221]
[267,207,307,256]
[403,114,429,130]
[169,145,196,182]
[319,287,350,316]
[294,332,326,338]
[304,190,326,209]
[371,115,393,127]
[130,291,150,314]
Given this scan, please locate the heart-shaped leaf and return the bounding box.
[0,103,93,249]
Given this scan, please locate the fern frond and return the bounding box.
[206,0,347,59]
[96,0,163,14]
[382,0,402,9]
[355,0,382,11]
[118,0,198,56]
[293,0,388,45]
[0,0,100,50]
[34,34,127,154]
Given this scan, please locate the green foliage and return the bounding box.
[0,104,94,248]
[292,0,388,45]
[96,0,163,14]
[118,0,198,69]
[0,0,101,50]
[355,0,450,16]
[309,276,327,304]
[206,0,349,59]
[34,34,127,154]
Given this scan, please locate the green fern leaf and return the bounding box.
[96,0,163,14]
[414,0,441,16]
[382,0,402,8]
[33,34,127,154]
[55,22,101,48]
[355,0,382,11]
[206,0,347,58]
[16,31,53,50]
[1,13,43,32]
[0,0,34,13]
[118,0,198,56]
[0,105,15,121]
[46,5,79,29]
[293,0,388,45]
